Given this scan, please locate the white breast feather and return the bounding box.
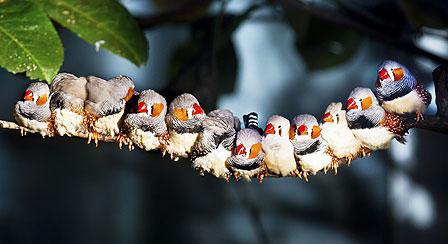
[129,129,160,151]
[94,110,124,137]
[165,131,199,160]
[352,127,395,150]
[298,151,332,175]
[262,136,296,176]
[53,109,85,136]
[14,113,49,137]
[192,145,231,178]
[382,90,426,114]
[321,123,361,159]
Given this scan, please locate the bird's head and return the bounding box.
[322,102,344,124]
[136,90,167,118]
[112,75,135,102]
[234,128,262,159]
[264,115,290,139]
[22,82,50,106]
[289,114,321,141]
[346,87,378,112]
[170,93,205,122]
[375,60,416,92]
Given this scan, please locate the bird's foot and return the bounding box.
[116,133,133,150]
[87,131,100,147]
[416,111,424,122]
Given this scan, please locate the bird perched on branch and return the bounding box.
[190,109,239,179]
[14,82,52,137]
[226,112,265,181]
[346,87,411,151]
[375,60,431,120]
[84,75,135,146]
[261,115,298,177]
[50,73,88,137]
[119,89,168,151]
[321,102,362,170]
[164,93,205,161]
[290,114,334,181]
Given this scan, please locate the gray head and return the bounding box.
[234,128,263,160]
[168,93,205,122]
[346,87,385,127]
[21,82,50,106]
[136,89,167,119]
[375,60,416,100]
[109,75,135,102]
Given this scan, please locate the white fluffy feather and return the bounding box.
[321,123,361,159]
[164,131,199,160]
[298,151,332,175]
[14,113,49,137]
[382,90,426,114]
[53,109,85,136]
[262,136,296,176]
[192,145,231,178]
[351,127,395,150]
[93,110,124,137]
[129,128,161,151]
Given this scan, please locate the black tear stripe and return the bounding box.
[348,115,377,129]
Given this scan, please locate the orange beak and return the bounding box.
[192,103,203,116]
[361,96,373,110]
[151,103,164,117]
[36,94,48,106]
[23,90,33,101]
[378,68,389,81]
[346,98,358,110]
[311,125,321,139]
[264,123,275,135]
[322,112,333,123]
[137,101,148,113]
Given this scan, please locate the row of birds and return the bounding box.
[13,60,432,182]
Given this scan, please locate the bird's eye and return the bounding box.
[278,126,282,136]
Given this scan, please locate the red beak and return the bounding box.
[346,98,358,110]
[264,123,275,135]
[236,144,246,156]
[23,90,33,101]
[192,103,203,116]
[137,101,148,113]
[378,68,389,81]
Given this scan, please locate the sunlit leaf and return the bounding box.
[0,0,63,82]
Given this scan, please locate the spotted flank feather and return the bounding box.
[380,112,412,143]
[416,84,432,106]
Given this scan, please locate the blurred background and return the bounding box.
[1,0,447,243]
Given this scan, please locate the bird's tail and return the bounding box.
[243,112,258,129]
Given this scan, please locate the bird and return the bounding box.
[346,87,411,151]
[290,114,334,181]
[14,82,52,137]
[226,112,265,182]
[261,115,298,177]
[375,60,431,121]
[320,102,362,170]
[190,109,240,180]
[50,73,88,137]
[83,75,135,146]
[164,93,206,161]
[119,89,168,151]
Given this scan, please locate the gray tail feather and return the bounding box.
[243,112,258,129]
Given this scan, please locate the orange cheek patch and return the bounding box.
[361,96,373,110]
[124,87,135,101]
[289,125,296,140]
[151,103,164,117]
[249,142,262,159]
[36,94,48,106]
[173,108,188,121]
[393,67,404,81]
[311,125,321,139]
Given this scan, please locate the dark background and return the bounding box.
[1,0,447,243]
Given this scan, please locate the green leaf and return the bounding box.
[0,0,63,82]
[35,0,148,66]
